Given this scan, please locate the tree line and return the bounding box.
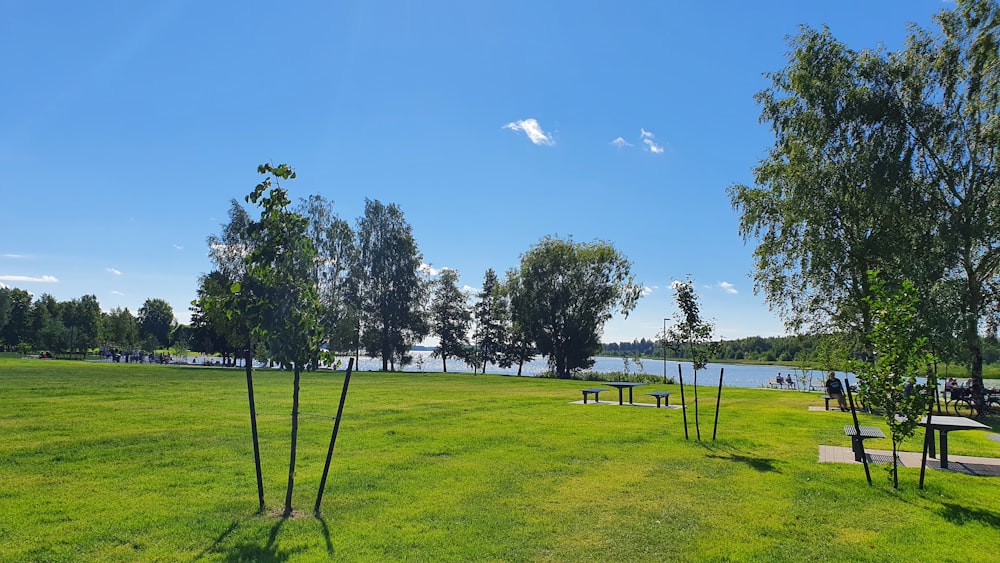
[604,334,1000,365]
[0,288,178,358]
[187,164,641,380]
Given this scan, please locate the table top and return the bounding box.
[919,415,990,431]
[605,382,647,388]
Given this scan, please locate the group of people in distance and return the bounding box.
[943,376,974,398]
[775,372,796,389]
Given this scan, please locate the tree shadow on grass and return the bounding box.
[192,514,305,562]
[193,520,240,560]
[939,503,1000,528]
[220,516,303,562]
[316,514,335,556]
[705,453,781,472]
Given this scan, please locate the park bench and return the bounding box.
[821,395,841,411]
[646,391,672,408]
[843,425,885,462]
[581,388,608,404]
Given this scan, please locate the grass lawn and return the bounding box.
[1,358,998,562]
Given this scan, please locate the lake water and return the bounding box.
[330,350,834,389]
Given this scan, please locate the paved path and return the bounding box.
[819,445,1000,476]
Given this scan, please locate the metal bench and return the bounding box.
[843,425,885,462]
[646,391,672,408]
[581,388,608,404]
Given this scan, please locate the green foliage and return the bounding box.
[850,271,936,488]
[666,278,717,372]
[730,0,1000,408]
[101,306,139,350]
[728,25,936,340]
[429,268,472,372]
[350,199,428,370]
[473,268,507,373]
[244,163,323,370]
[513,236,641,378]
[244,162,324,517]
[296,194,357,354]
[667,277,718,440]
[138,298,176,349]
[497,270,535,375]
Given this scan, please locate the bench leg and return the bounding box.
[851,436,864,462]
[824,397,831,410]
[654,396,662,408]
[583,392,589,404]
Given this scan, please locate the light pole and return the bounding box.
[662,318,668,384]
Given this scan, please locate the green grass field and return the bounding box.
[2,358,998,562]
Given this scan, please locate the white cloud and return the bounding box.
[640,128,664,154]
[719,281,738,294]
[611,136,633,149]
[0,274,58,283]
[462,285,478,295]
[2,254,26,259]
[419,263,440,276]
[670,280,684,290]
[0,282,7,289]
[111,290,125,296]
[642,286,654,296]
[173,244,184,251]
[106,268,122,276]
[503,118,554,146]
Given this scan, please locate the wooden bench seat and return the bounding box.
[646,391,672,408]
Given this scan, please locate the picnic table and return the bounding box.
[605,382,646,405]
[919,415,991,469]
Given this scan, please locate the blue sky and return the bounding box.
[1,1,947,343]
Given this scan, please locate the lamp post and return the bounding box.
[662,318,668,384]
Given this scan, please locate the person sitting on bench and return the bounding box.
[825,371,848,411]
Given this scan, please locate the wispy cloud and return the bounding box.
[106,268,122,276]
[642,286,654,296]
[503,118,555,146]
[2,254,27,259]
[0,274,58,283]
[611,136,633,149]
[172,244,184,251]
[462,285,478,294]
[111,290,125,296]
[0,282,6,289]
[640,128,664,154]
[718,281,738,294]
[419,263,440,276]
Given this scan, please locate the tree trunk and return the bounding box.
[283,366,302,516]
[245,347,264,513]
[442,355,448,373]
[964,273,986,414]
[693,368,701,441]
